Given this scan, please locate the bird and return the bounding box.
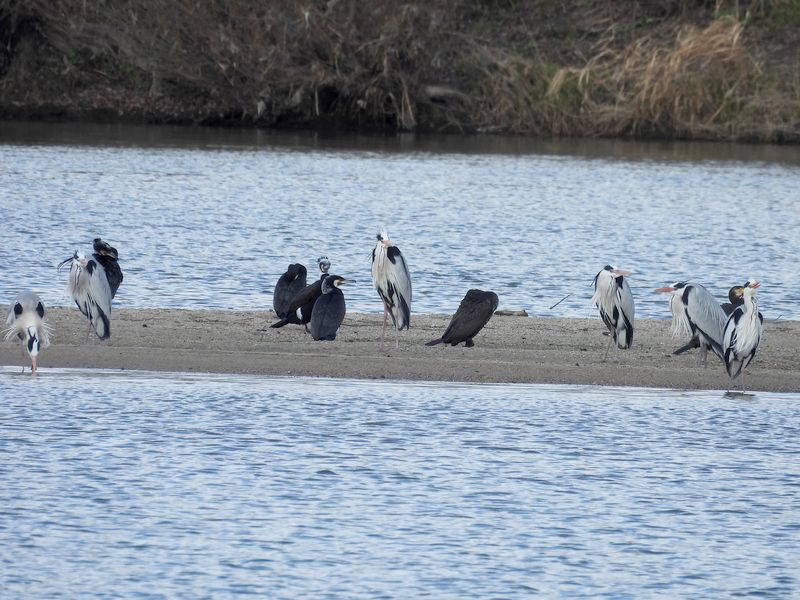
[92,238,123,298]
[591,265,634,360]
[58,238,123,340]
[371,229,412,349]
[5,291,52,374]
[270,277,326,331]
[655,281,729,366]
[317,256,331,279]
[670,285,744,357]
[273,263,307,319]
[309,275,348,341]
[722,280,763,390]
[426,289,499,348]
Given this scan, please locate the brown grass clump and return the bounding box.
[547,17,759,138]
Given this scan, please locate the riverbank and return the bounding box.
[2,308,798,392]
[1,1,799,141]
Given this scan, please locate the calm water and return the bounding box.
[1,369,798,598]
[1,121,800,319]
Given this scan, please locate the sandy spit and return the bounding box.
[2,308,798,392]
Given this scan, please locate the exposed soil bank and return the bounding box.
[2,309,798,392]
[1,1,799,141]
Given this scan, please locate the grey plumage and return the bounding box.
[5,291,51,373]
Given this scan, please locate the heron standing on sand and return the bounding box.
[591,265,634,360]
[5,291,51,374]
[58,237,123,340]
[655,281,728,366]
[371,229,411,349]
[722,280,763,391]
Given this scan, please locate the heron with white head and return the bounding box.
[58,237,123,340]
[317,256,331,279]
[5,291,52,374]
[655,281,728,366]
[371,229,412,349]
[722,280,763,391]
[670,285,744,357]
[591,265,634,360]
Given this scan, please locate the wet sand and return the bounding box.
[2,308,799,392]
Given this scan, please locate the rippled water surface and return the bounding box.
[2,121,800,319]
[1,369,799,598]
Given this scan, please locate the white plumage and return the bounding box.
[5,291,52,373]
[722,281,763,388]
[591,265,634,359]
[371,229,412,348]
[60,251,114,339]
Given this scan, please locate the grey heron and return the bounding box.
[371,229,412,349]
[722,280,763,390]
[317,256,331,279]
[670,285,744,356]
[426,289,499,348]
[655,281,728,366]
[92,238,123,298]
[273,263,308,319]
[5,291,51,374]
[309,275,348,341]
[58,238,123,340]
[591,265,634,360]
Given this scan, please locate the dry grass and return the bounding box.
[1,1,799,140]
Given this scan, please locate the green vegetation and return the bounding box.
[0,0,798,141]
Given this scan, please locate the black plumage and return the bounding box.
[309,275,348,341]
[270,277,325,330]
[92,238,123,299]
[426,289,499,348]
[273,263,308,319]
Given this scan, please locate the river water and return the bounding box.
[1,120,799,319]
[1,369,799,598]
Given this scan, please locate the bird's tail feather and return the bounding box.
[425,338,443,347]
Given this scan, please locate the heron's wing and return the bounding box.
[684,285,727,351]
[383,247,412,329]
[442,292,498,343]
[78,260,113,339]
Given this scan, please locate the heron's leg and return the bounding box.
[380,301,388,348]
[394,324,399,350]
[700,345,708,368]
[31,356,37,374]
[603,335,613,362]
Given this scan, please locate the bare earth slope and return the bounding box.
[2,309,798,392]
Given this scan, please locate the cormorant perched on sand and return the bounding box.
[426,289,499,348]
[273,263,307,319]
[270,277,327,332]
[310,275,348,341]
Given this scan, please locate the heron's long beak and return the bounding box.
[57,252,78,270]
[654,286,674,293]
[612,269,632,277]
